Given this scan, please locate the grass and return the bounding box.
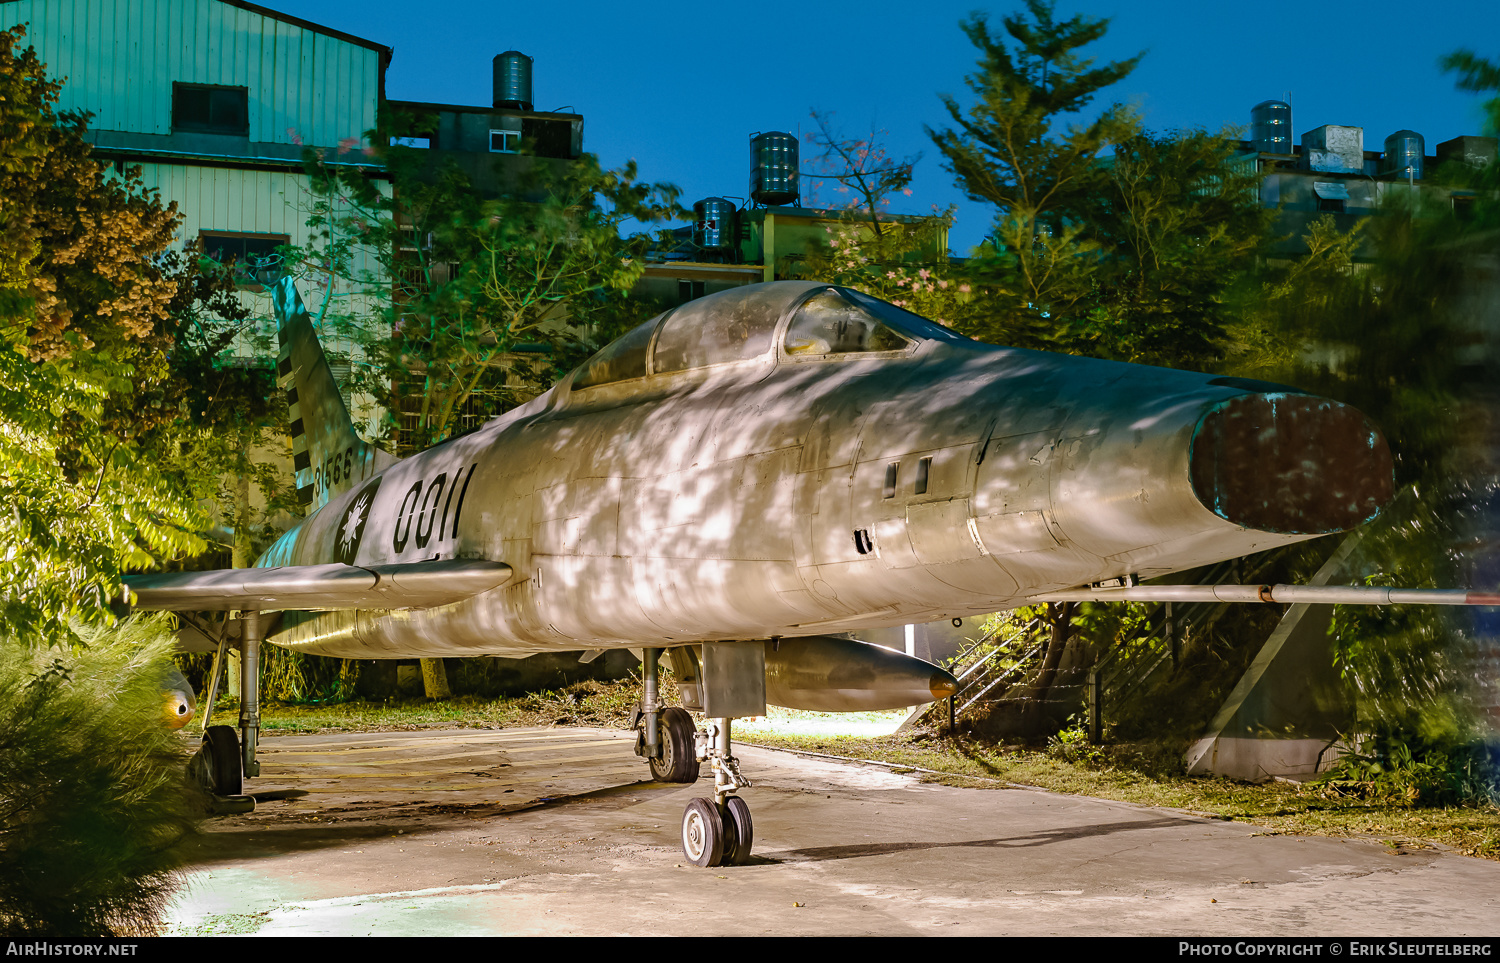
[211,676,646,734]
[743,730,1500,860]
[213,678,1500,861]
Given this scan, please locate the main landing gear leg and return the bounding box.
[238,608,263,780]
[189,611,259,812]
[682,716,753,868]
[633,648,700,783]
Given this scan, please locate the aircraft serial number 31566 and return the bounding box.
[127,277,1491,868]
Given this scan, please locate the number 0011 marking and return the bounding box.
[393,463,476,552]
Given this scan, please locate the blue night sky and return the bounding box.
[264,0,1499,255]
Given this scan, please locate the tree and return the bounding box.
[287,139,681,453]
[1220,115,1496,790]
[1069,128,1269,369]
[802,109,918,235]
[1439,49,1500,134]
[926,6,1269,371]
[927,1,1143,342]
[790,209,990,331]
[0,25,228,638]
[0,27,242,934]
[791,112,981,328]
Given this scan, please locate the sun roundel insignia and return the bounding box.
[334,477,381,565]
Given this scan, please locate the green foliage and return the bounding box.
[259,647,360,704]
[1315,738,1494,807]
[928,2,1142,222]
[285,138,681,452]
[0,26,278,640]
[1221,62,1497,787]
[790,209,990,330]
[1439,49,1500,135]
[1067,130,1269,368]
[923,6,1267,370]
[1046,719,1106,765]
[790,111,987,327]
[0,617,202,935]
[927,1,1143,344]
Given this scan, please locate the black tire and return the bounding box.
[721,795,754,866]
[648,707,700,783]
[682,797,723,867]
[202,725,242,796]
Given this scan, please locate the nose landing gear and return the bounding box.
[681,717,754,867]
[635,644,760,868]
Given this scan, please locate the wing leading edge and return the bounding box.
[124,559,513,612]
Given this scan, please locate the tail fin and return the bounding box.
[272,278,397,513]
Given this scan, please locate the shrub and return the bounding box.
[1314,736,1496,807]
[0,617,202,935]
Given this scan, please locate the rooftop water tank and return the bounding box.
[749,131,799,207]
[693,198,737,251]
[1382,130,1424,180]
[1251,100,1293,154]
[493,52,533,111]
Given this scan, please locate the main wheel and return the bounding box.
[202,725,242,796]
[720,795,754,866]
[682,797,724,867]
[649,707,701,783]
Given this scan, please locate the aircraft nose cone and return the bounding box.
[1189,393,1393,535]
[929,669,958,701]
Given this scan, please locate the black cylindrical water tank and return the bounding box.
[749,131,799,206]
[1251,100,1292,154]
[493,52,533,110]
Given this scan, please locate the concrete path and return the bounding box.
[164,726,1500,936]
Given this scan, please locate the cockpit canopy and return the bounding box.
[572,281,974,392]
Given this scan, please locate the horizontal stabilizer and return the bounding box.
[125,559,513,612]
[1031,583,1500,606]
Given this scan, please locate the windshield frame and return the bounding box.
[775,286,923,364]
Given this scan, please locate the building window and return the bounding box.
[390,135,431,149]
[677,280,706,302]
[522,117,574,158]
[490,130,521,153]
[1313,181,1349,214]
[199,231,289,289]
[172,83,249,135]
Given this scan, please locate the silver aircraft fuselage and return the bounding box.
[261,281,1391,659]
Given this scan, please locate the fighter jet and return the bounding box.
[128,276,1464,867]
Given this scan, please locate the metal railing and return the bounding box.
[911,557,1267,738]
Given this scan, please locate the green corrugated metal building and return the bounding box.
[2,0,393,371]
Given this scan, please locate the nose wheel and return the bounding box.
[681,794,754,867]
[678,716,755,867]
[681,797,723,867]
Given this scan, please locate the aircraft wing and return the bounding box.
[124,559,513,612]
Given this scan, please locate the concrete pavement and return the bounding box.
[164,726,1500,936]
